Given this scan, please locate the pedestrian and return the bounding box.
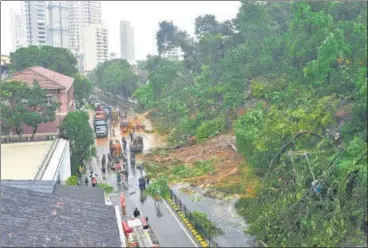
[92,177,97,187]
[102,166,106,175]
[102,154,106,167]
[85,176,89,186]
[133,208,141,218]
[146,176,150,185]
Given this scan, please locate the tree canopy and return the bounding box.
[10,45,78,77]
[73,73,93,103]
[1,80,59,139]
[60,111,95,174]
[134,1,367,246]
[88,59,138,98]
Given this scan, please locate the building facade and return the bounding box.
[21,1,47,46]
[162,46,185,61]
[120,20,135,62]
[5,66,75,135]
[10,8,26,51]
[47,1,69,49]
[81,24,109,73]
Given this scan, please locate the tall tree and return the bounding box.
[23,81,59,140]
[10,45,78,77]
[60,111,95,174]
[73,74,93,104]
[0,81,29,135]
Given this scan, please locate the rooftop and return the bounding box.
[1,141,53,180]
[1,186,120,247]
[6,66,74,90]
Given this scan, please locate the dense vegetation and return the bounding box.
[0,80,59,139]
[87,59,139,98]
[60,111,96,174]
[9,45,78,77]
[8,45,92,104]
[134,1,367,246]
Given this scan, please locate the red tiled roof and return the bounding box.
[6,66,74,90]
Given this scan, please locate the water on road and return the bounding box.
[89,98,197,247]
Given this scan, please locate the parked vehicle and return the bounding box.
[94,119,108,130]
[94,111,107,121]
[122,216,159,247]
[101,106,111,118]
[96,125,108,138]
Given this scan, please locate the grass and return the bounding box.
[144,159,216,183]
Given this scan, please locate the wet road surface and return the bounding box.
[88,102,198,247]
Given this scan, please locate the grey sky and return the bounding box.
[1,1,241,60]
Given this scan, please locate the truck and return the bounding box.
[130,134,144,153]
[94,111,107,121]
[93,119,108,131]
[122,217,159,248]
[95,125,108,138]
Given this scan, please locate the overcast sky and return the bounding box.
[1,1,241,60]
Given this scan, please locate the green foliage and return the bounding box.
[192,210,224,237]
[0,80,59,139]
[89,59,138,98]
[73,74,92,103]
[10,45,77,77]
[133,2,367,246]
[60,111,95,173]
[97,183,115,194]
[146,176,170,199]
[66,175,79,186]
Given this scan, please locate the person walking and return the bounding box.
[85,176,89,186]
[133,208,141,218]
[91,177,97,187]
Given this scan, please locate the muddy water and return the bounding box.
[96,94,257,247]
[171,183,257,247]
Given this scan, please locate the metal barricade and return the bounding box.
[169,188,219,247]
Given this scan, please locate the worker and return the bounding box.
[133,208,141,218]
[102,154,106,167]
[146,175,150,186]
[91,177,97,187]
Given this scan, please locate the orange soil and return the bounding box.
[144,134,259,198]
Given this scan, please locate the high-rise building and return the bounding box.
[68,1,102,52]
[80,24,109,73]
[47,1,69,49]
[120,20,135,63]
[21,1,47,46]
[162,46,184,61]
[10,8,26,51]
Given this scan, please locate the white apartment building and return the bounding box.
[68,1,102,73]
[10,8,26,51]
[162,46,185,61]
[120,20,135,62]
[21,1,47,46]
[47,1,69,49]
[81,24,109,73]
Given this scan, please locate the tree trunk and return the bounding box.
[31,126,39,141]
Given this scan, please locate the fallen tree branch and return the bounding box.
[268,131,323,169]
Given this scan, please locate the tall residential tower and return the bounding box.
[47,1,69,49]
[120,20,135,63]
[10,8,26,51]
[21,1,47,46]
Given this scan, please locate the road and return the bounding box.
[88,104,198,248]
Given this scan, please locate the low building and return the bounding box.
[162,46,184,61]
[5,66,75,135]
[1,139,71,191]
[1,185,121,247]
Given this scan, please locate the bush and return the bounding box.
[195,116,226,140]
[97,183,115,194]
[146,176,170,199]
[66,175,79,186]
[192,210,224,237]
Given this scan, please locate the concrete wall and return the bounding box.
[42,139,71,182]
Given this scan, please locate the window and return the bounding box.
[46,95,53,104]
